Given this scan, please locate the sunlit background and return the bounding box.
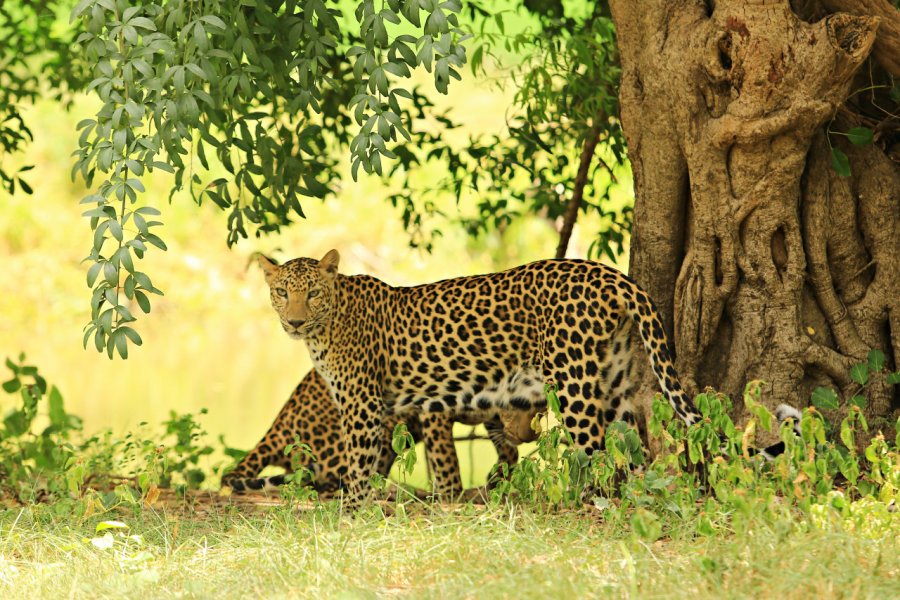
[0,64,631,486]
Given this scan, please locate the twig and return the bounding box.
[555,117,603,259]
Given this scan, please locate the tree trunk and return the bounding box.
[609,0,898,448]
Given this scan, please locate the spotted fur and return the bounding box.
[258,251,793,504]
[220,368,537,495]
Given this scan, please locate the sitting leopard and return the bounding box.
[257,250,796,504]
[221,368,539,496]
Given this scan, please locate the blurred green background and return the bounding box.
[0,67,631,487]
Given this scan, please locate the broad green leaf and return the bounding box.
[114,331,128,359]
[846,127,873,146]
[48,386,66,428]
[850,363,868,386]
[867,349,885,373]
[120,326,143,346]
[134,290,151,313]
[130,17,156,31]
[200,15,227,30]
[830,147,851,177]
[811,386,839,411]
[4,410,29,436]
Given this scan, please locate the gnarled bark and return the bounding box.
[610,0,897,448]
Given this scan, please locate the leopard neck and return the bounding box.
[302,273,392,357]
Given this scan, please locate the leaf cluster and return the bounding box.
[64,0,469,357]
[0,1,90,195]
[385,2,631,261]
[0,356,225,503]
[489,371,900,542]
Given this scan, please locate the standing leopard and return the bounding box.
[258,250,797,505]
[220,368,538,495]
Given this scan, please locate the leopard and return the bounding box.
[220,368,539,496]
[257,250,798,505]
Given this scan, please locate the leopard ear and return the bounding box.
[319,249,340,280]
[257,254,279,284]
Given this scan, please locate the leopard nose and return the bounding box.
[288,319,305,328]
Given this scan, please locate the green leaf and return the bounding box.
[840,420,855,451]
[4,410,29,436]
[144,234,168,251]
[103,262,118,286]
[811,386,839,411]
[71,0,94,21]
[545,386,560,417]
[471,44,484,75]
[867,349,885,373]
[830,147,851,177]
[129,17,156,31]
[887,371,900,385]
[108,219,123,241]
[48,386,66,428]
[850,363,868,386]
[200,15,227,30]
[99,308,114,333]
[134,290,151,313]
[120,326,143,346]
[849,395,867,409]
[2,378,21,393]
[114,330,128,359]
[846,127,873,146]
[424,9,447,36]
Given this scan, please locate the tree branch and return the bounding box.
[821,0,899,76]
[804,339,855,388]
[555,121,602,259]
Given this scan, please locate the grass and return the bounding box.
[2,498,898,599]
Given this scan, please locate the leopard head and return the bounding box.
[257,249,341,339]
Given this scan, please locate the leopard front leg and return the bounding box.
[419,413,463,499]
[335,385,385,507]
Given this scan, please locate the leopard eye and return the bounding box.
[275,287,288,298]
[308,289,320,299]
